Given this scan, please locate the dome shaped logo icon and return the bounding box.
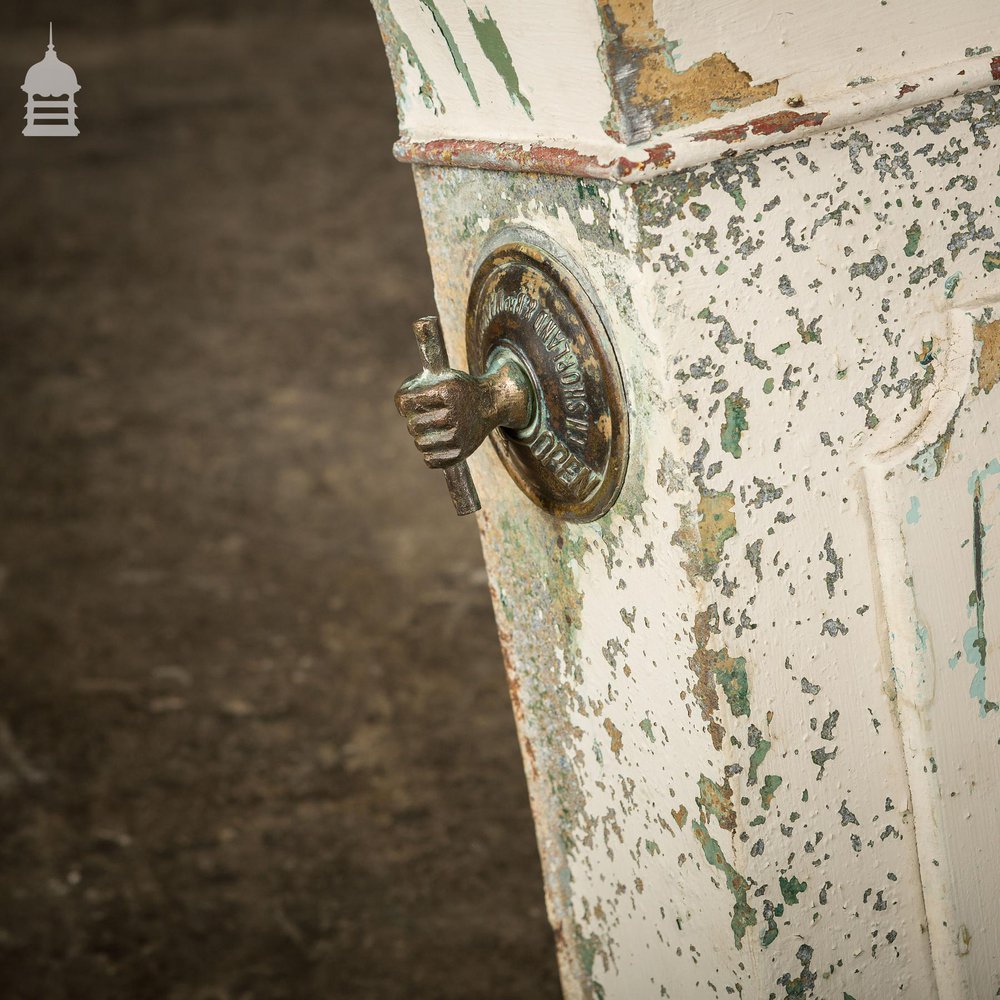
[22,24,80,137]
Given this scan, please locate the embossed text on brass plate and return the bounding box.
[466,242,628,522]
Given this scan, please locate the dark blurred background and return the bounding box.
[0,2,560,997]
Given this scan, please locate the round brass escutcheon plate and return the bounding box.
[466,241,628,522]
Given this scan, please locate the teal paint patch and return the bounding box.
[748,738,771,785]
[906,495,921,524]
[418,0,479,104]
[779,875,807,905]
[468,8,533,118]
[909,411,958,480]
[945,271,962,298]
[574,929,608,1000]
[639,718,656,742]
[761,774,782,809]
[968,458,1000,494]
[659,37,681,70]
[721,391,749,458]
[692,820,757,949]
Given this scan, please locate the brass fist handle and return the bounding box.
[395,316,534,516]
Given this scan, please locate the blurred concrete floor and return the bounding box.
[0,5,561,998]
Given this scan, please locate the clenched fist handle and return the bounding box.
[395,349,533,471]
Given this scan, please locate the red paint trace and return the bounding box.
[693,109,829,144]
[394,137,675,180]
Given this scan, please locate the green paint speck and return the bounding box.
[763,377,775,394]
[779,874,807,905]
[904,221,922,257]
[639,718,656,742]
[722,392,749,459]
[906,496,921,524]
[761,774,782,809]
[748,738,771,785]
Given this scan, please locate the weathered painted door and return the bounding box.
[373,2,1000,996]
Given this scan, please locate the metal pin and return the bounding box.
[411,316,481,516]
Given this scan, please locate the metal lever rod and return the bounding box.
[411,317,482,516]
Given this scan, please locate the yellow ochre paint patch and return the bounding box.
[597,0,777,142]
[974,317,1000,393]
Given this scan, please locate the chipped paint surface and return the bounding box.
[375,7,1000,995]
[402,80,1000,998]
[373,0,1000,180]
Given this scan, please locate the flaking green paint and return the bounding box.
[418,0,479,104]
[717,655,750,718]
[779,875,807,905]
[468,8,533,117]
[748,738,772,784]
[761,774,782,809]
[697,773,736,831]
[397,24,442,112]
[692,820,756,949]
[722,391,749,458]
